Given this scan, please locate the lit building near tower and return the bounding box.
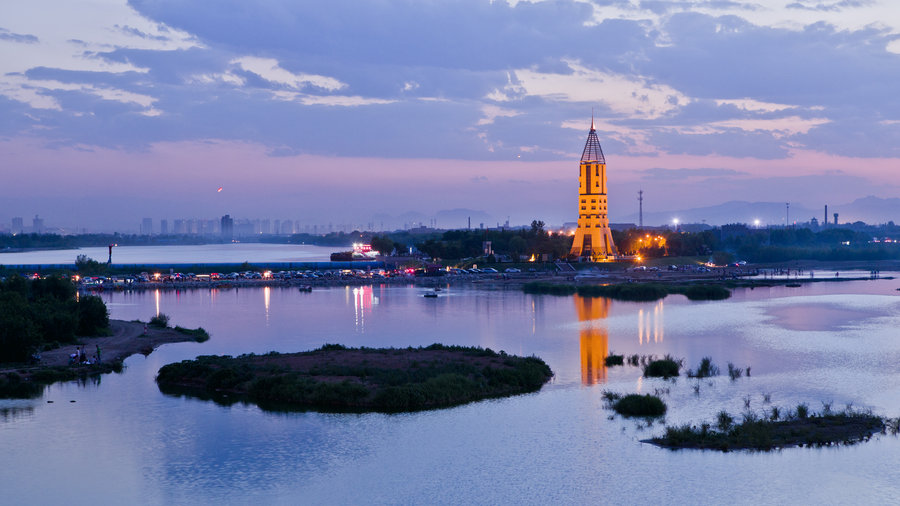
[570,119,617,260]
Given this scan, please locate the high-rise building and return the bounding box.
[141,218,153,235]
[569,119,616,260]
[173,219,186,235]
[160,219,168,235]
[32,215,45,235]
[221,214,234,240]
[11,217,23,235]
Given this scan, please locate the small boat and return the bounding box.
[423,292,438,298]
[298,285,313,292]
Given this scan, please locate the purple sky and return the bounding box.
[2,0,899,232]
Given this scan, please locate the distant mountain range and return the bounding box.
[619,196,900,227]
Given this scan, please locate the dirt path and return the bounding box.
[24,320,199,370]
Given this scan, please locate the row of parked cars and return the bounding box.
[47,265,537,288]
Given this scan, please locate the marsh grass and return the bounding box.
[652,406,885,451]
[727,363,745,381]
[687,357,719,378]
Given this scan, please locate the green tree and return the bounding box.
[77,296,109,336]
[508,236,527,261]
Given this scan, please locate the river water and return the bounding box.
[0,243,338,265]
[3,278,900,504]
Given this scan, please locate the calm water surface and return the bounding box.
[3,278,900,504]
[0,243,338,265]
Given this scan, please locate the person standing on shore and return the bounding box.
[96,345,102,364]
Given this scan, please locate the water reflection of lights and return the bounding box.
[353,286,379,332]
[154,289,160,317]
[638,301,664,345]
[576,295,610,385]
[264,286,271,324]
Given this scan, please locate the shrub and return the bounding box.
[604,353,624,366]
[149,313,169,328]
[612,394,667,417]
[643,356,680,378]
[716,410,734,431]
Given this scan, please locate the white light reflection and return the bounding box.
[264,286,271,324]
[352,286,378,332]
[637,301,665,345]
[154,289,160,317]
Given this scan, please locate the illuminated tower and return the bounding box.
[570,119,616,260]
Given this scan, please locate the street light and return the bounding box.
[754,219,760,229]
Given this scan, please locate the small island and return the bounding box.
[156,344,554,412]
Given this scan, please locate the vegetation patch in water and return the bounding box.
[523,282,731,302]
[610,393,667,418]
[650,407,886,451]
[604,353,625,366]
[643,355,681,378]
[156,343,553,412]
[686,357,719,378]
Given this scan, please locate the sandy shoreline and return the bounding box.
[1,320,200,376]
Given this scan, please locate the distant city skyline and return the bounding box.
[2,1,900,230]
[7,193,900,236]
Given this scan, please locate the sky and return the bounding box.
[2,0,899,232]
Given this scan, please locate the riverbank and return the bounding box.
[0,320,208,398]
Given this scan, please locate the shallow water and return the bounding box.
[3,277,900,504]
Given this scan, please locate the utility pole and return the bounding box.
[786,202,790,227]
[638,190,644,229]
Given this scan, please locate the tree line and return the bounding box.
[0,276,109,363]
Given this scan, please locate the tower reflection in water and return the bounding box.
[577,295,610,385]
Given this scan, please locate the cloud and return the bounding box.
[230,56,346,92]
[638,167,749,180]
[0,27,38,44]
[786,1,875,13]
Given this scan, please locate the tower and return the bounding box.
[638,189,644,229]
[570,119,616,260]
